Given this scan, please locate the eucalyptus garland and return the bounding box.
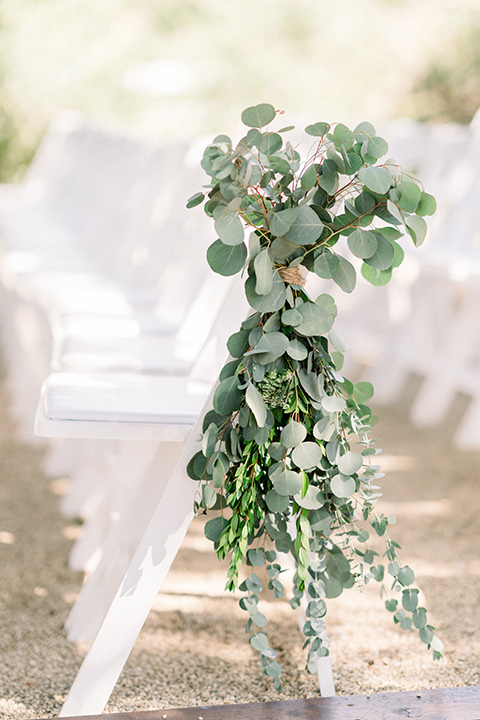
[186,103,442,688]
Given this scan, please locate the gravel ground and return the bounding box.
[0,370,479,719]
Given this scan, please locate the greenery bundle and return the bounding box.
[186,103,442,688]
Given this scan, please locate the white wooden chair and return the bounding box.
[35,274,335,715]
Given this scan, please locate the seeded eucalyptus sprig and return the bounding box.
[186,103,442,689]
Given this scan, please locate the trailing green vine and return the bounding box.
[186,103,442,689]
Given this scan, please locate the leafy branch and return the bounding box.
[186,103,442,689]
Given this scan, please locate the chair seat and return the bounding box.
[36,372,211,440]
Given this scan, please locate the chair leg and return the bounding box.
[59,436,202,717]
[65,442,183,642]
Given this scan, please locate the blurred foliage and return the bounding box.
[0,0,477,181]
[403,20,480,124]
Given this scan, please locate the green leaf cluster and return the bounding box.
[187,104,440,688]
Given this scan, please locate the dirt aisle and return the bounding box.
[0,371,479,718]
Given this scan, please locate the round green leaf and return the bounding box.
[285,205,324,246]
[250,631,269,651]
[291,442,323,470]
[294,485,324,510]
[397,565,415,587]
[397,181,422,213]
[246,574,263,593]
[347,229,378,259]
[419,626,434,644]
[207,239,247,276]
[305,121,330,137]
[286,338,308,361]
[330,473,356,498]
[413,608,427,629]
[241,103,276,128]
[227,330,250,358]
[204,516,228,542]
[265,661,282,677]
[253,249,274,296]
[364,234,395,270]
[337,451,363,475]
[295,300,335,337]
[202,484,217,508]
[282,308,303,327]
[268,442,286,461]
[353,381,374,404]
[270,208,297,237]
[260,132,282,155]
[246,383,267,427]
[355,121,376,136]
[430,637,444,653]
[186,191,205,209]
[322,395,346,412]
[280,421,307,448]
[309,507,332,533]
[245,271,287,312]
[331,255,356,293]
[365,136,389,160]
[214,211,244,246]
[266,489,289,513]
[247,548,266,567]
[313,417,336,441]
[405,215,427,247]
[213,375,243,415]
[314,250,340,280]
[361,263,392,286]
[416,192,437,217]
[272,469,302,496]
[248,331,289,363]
[358,166,393,195]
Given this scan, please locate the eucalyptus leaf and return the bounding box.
[204,516,228,542]
[358,166,393,194]
[213,375,243,415]
[416,192,437,216]
[260,132,282,155]
[313,250,340,280]
[272,469,303,496]
[254,249,274,295]
[242,103,276,128]
[397,181,422,213]
[291,441,323,470]
[266,489,290,513]
[295,300,335,337]
[280,420,307,448]
[246,383,267,427]
[363,233,395,270]
[286,205,324,246]
[337,451,363,475]
[248,331,289,363]
[270,208,297,237]
[245,271,287,312]
[294,485,325,510]
[207,239,247,276]
[286,338,308,361]
[405,215,427,247]
[305,121,330,136]
[347,229,378,259]
[331,255,356,293]
[330,474,356,498]
[282,308,303,327]
[322,395,346,412]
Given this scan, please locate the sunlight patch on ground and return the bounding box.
[377,453,415,471]
[379,499,452,517]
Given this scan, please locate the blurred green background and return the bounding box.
[1,0,479,182]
